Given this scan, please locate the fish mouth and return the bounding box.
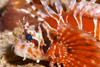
[14,41,25,58]
[14,41,44,61]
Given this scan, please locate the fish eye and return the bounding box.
[26,34,32,41]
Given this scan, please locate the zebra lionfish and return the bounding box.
[14,0,100,67]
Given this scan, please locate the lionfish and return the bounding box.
[14,0,100,67]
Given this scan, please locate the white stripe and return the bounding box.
[41,0,57,16]
[93,18,97,37]
[37,11,48,18]
[31,5,36,10]
[21,9,35,17]
[99,22,100,40]
[38,17,44,21]
[21,9,30,13]
[55,0,63,14]
[69,0,76,10]
[26,0,31,3]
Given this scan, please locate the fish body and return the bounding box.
[14,0,100,67]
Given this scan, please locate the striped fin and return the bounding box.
[26,0,48,18]
[21,9,44,21]
[48,22,100,67]
[55,0,65,24]
[55,0,63,14]
[73,0,86,30]
[68,0,76,11]
[40,0,57,17]
[80,0,96,16]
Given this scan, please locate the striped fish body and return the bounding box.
[14,0,100,67]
